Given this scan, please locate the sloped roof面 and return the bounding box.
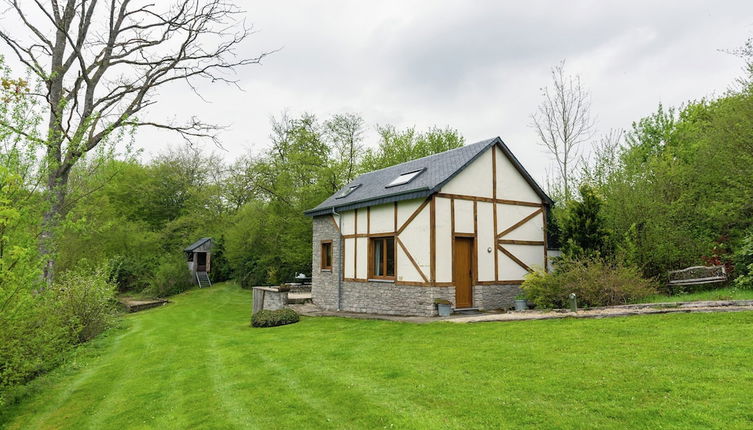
[304,137,552,217]
[184,237,211,252]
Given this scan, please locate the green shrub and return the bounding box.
[251,308,300,328]
[107,254,153,292]
[145,253,194,297]
[733,230,753,289]
[522,258,658,308]
[0,293,73,403]
[52,267,117,343]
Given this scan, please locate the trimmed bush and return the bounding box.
[251,308,300,328]
[522,258,658,309]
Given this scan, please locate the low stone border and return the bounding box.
[448,300,753,323]
[118,298,169,313]
[290,300,753,324]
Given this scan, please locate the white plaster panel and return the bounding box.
[397,199,423,229]
[476,202,495,282]
[356,237,368,279]
[435,197,453,282]
[397,203,430,282]
[508,244,545,270]
[497,205,540,233]
[397,247,422,282]
[504,212,545,241]
[454,199,474,234]
[343,238,355,278]
[498,244,545,281]
[369,203,394,234]
[340,210,355,235]
[496,148,541,202]
[355,208,367,234]
[441,149,493,198]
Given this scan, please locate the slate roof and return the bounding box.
[184,237,211,252]
[304,137,552,217]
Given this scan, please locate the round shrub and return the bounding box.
[251,308,300,328]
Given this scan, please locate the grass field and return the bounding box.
[3,282,753,429]
[643,286,753,303]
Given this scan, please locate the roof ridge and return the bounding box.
[356,138,495,177]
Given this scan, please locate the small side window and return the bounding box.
[321,241,333,270]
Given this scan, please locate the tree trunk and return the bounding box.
[39,166,69,285]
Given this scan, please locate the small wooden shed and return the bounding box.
[185,237,212,287]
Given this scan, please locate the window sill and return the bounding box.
[368,278,395,283]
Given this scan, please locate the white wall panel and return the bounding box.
[435,197,453,282]
[442,149,493,198]
[369,203,394,234]
[496,148,541,202]
[476,202,495,282]
[454,199,474,233]
[397,199,423,228]
[397,204,430,282]
[340,210,355,235]
[343,238,355,278]
[356,237,368,279]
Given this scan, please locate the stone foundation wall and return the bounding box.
[337,281,454,316]
[472,284,521,310]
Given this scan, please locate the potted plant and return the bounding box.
[514,293,528,311]
[434,298,452,317]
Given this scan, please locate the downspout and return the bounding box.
[331,207,343,311]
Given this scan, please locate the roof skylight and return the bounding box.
[335,184,361,199]
[386,168,424,188]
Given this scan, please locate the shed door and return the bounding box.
[453,237,473,308]
[196,252,207,271]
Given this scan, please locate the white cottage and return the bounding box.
[304,137,553,316]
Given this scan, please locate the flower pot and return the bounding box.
[436,303,452,317]
[514,299,528,311]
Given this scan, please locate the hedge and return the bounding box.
[251,308,300,328]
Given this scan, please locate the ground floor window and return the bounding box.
[370,236,395,279]
[321,241,333,270]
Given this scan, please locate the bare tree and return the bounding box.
[324,113,365,185]
[0,0,270,282]
[581,128,624,187]
[531,60,594,200]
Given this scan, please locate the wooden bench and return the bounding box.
[668,265,727,289]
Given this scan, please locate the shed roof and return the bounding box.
[304,137,552,217]
[184,237,211,252]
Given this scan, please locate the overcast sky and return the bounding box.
[7,1,753,183]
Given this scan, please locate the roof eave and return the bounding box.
[304,188,432,217]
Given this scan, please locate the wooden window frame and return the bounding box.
[320,240,333,271]
[368,236,396,280]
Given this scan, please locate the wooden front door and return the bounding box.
[453,237,474,308]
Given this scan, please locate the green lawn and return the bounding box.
[643,286,753,303]
[3,283,753,429]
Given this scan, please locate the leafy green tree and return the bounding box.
[359,125,464,172]
[559,184,609,259]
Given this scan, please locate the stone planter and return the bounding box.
[514,299,528,311]
[436,303,452,317]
